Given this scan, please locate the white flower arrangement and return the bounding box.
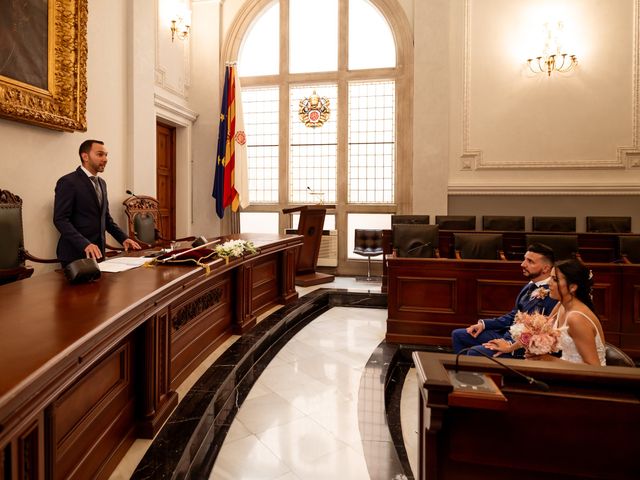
[215,239,258,262]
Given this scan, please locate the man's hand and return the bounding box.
[123,238,141,251]
[84,243,103,260]
[466,322,485,337]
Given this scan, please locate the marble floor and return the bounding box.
[110,277,420,480]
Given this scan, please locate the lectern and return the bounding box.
[283,205,335,286]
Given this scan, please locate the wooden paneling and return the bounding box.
[48,338,136,480]
[387,257,640,358]
[251,256,279,314]
[169,275,233,390]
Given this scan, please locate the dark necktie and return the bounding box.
[90,176,103,206]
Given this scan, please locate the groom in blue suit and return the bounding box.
[451,243,557,357]
[54,140,141,266]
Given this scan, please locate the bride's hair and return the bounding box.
[554,259,596,313]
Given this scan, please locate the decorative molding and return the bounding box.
[154,0,191,98]
[460,0,640,171]
[154,94,198,123]
[172,287,223,330]
[448,183,640,196]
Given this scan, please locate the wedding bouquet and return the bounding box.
[215,239,258,263]
[509,311,561,355]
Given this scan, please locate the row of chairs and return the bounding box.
[393,215,633,233]
[389,223,640,263]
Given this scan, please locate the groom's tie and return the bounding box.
[90,176,103,207]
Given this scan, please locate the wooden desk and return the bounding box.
[413,351,640,480]
[0,233,301,480]
[386,257,640,358]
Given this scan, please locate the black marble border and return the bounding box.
[131,288,387,480]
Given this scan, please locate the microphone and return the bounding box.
[471,348,550,391]
[455,347,472,372]
[126,189,137,197]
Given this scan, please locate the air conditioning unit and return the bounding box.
[317,230,338,267]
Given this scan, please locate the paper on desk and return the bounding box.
[98,256,150,272]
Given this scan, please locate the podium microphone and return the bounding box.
[455,346,550,391]
[126,189,137,197]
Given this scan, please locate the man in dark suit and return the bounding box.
[451,243,557,357]
[54,139,141,266]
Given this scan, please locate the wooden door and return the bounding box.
[156,122,176,239]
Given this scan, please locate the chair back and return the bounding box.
[123,196,162,246]
[393,224,439,258]
[482,215,525,232]
[454,233,503,260]
[586,216,632,233]
[619,236,640,263]
[525,234,579,261]
[435,215,476,230]
[604,343,635,367]
[353,229,384,257]
[391,215,430,225]
[0,190,26,270]
[532,216,576,232]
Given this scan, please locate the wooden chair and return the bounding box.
[454,233,506,260]
[586,216,632,233]
[392,224,440,258]
[391,214,430,225]
[482,215,525,232]
[353,229,384,280]
[619,236,640,264]
[532,216,576,232]
[123,195,194,248]
[604,343,635,367]
[0,189,59,285]
[435,215,476,231]
[525,234,580,261]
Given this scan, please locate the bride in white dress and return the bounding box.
[484,259,606,366]
[545,259,606,366]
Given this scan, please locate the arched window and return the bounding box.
[226,0,412,272]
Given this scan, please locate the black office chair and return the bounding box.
[353,229,384,280]
[454,233,506,260]
[0,189,59,285]
[586,216,632,233]
[604,343,635,367]
[619,236,640,264]
[525,234,580,261]
[391,214,430,225]
[532,216,576,232]
[392,224,439,258]
[482,215,525,232]
[435,215,476,230]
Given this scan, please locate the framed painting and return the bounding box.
[0,0,88,132]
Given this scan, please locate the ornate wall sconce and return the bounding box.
[527,21,577,76]
[171,16,190,42]
[528,53,577,76]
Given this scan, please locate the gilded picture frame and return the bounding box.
[0,0,88,132]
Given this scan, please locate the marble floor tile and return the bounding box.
[235,391,306,435]
[209,434,291,480]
